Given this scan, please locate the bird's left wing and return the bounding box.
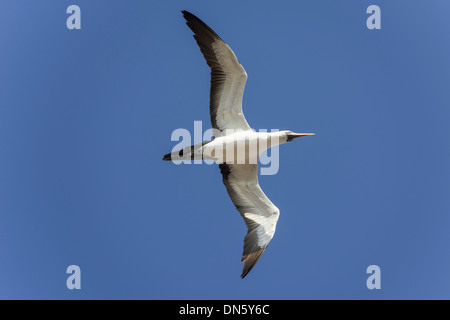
[219,164,280,278]
[182,10,251,133]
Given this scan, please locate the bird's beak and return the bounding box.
[288,133,315,141]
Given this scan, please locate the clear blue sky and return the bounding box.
[1,0,449,299]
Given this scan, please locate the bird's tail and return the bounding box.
[162,141,212,161]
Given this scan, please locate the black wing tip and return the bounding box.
[240,248,267,279]
[240,265,252,279]
[181,10,201,25]
[181,10,191,18]
[240,263,254,279]
[181,10,199,21]
[240,260,254,279]
[181,10,222,40]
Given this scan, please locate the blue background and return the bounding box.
[1,0,449,299]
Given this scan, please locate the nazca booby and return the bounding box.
[163,10,314,278]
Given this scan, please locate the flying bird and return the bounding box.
[163,10,314,278]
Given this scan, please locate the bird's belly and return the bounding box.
[202,136,268,164]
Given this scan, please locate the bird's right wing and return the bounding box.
[219,164,280,278]
[182,11,251,133]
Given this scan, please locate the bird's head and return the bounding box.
[283,130,315,143]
